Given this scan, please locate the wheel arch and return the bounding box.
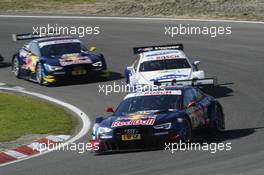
[216,101,224,116]
[12,53,20,64]
[184,113,192,126]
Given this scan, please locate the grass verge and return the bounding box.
[0,0,96,11]
[0,0,263,21]
[0,92,76,142]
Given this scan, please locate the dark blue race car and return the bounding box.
[11,33,108,85]
[89,85,225,153]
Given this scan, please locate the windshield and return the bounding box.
[41,43,82,57]
[115,95,181,116]
[139,58,191,72]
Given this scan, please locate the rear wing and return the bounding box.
[153,78,217,87]
[12,32,60,41]
[133,44,184,54]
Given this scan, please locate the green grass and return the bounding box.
[0,0,262,21]
[0,92,76,142]
[0,0,97,11]
[48,0,96,2]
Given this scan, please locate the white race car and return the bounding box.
[125,44,215,87]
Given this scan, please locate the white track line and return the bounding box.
[0,87,90,167]
[0,15,263,24]
[4,150,27,159]
[46,135,71,143]
[27,142,46,152]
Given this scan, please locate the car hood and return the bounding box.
[99,111,182,128]
[138,69,192,83]
[43,53,100,67]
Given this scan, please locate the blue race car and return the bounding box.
[89,85,225,153]
[11,33,108,85]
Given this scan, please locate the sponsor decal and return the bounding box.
[39,39,80,48]
[116,115,155,121]
[143,90,182,95]
[126,90,182,98]
[143,90,173,95]
[144,54,184,62]
[145,50,178,57]
[136,48,153,52]
[111,119,155,127]
[112,115,156,127]
[150,74,188,81]
[154,46,181,50]
[187,107,207,128]
[59,54,92,66]
[22,54,38,72]
[156,54,179,60]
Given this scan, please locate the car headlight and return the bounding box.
[92,61,102,67]
[98,127,112,134]
[153,122,172,130]
[44,64,63,71]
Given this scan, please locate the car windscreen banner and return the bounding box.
[133,44,184,54]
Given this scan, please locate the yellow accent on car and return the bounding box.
[130,115,141,121]
[121,134,141,141]
[89,46,97,52]
[44,76,56,83]
[29,55,37,72]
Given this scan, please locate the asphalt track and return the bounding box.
[0,16,263,175]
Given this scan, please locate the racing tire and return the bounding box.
[12,56,21,78]
[180,118,192,143]
[36,63,44,85]
[210,105,225,135]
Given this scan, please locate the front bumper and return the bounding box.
[89,127,180,153]
[43,64,107,84]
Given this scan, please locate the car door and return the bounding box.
[183,87,206,128]
[193,88,211,126]
[127,57,140,85]
[23,42,40,73]
[18,43,30,70]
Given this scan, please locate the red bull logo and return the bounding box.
[112,115,156,127]
[59,55,92,66]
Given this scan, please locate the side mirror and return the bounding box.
[187,101,196,108]
[193,61,201,65]
[126,66,134,71]
[106,107,114,113]
[89,46,97,52]
[95,117,104,123]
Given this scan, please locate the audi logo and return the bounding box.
[124,129,138,134]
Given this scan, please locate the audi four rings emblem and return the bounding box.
[124,129,138,134]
